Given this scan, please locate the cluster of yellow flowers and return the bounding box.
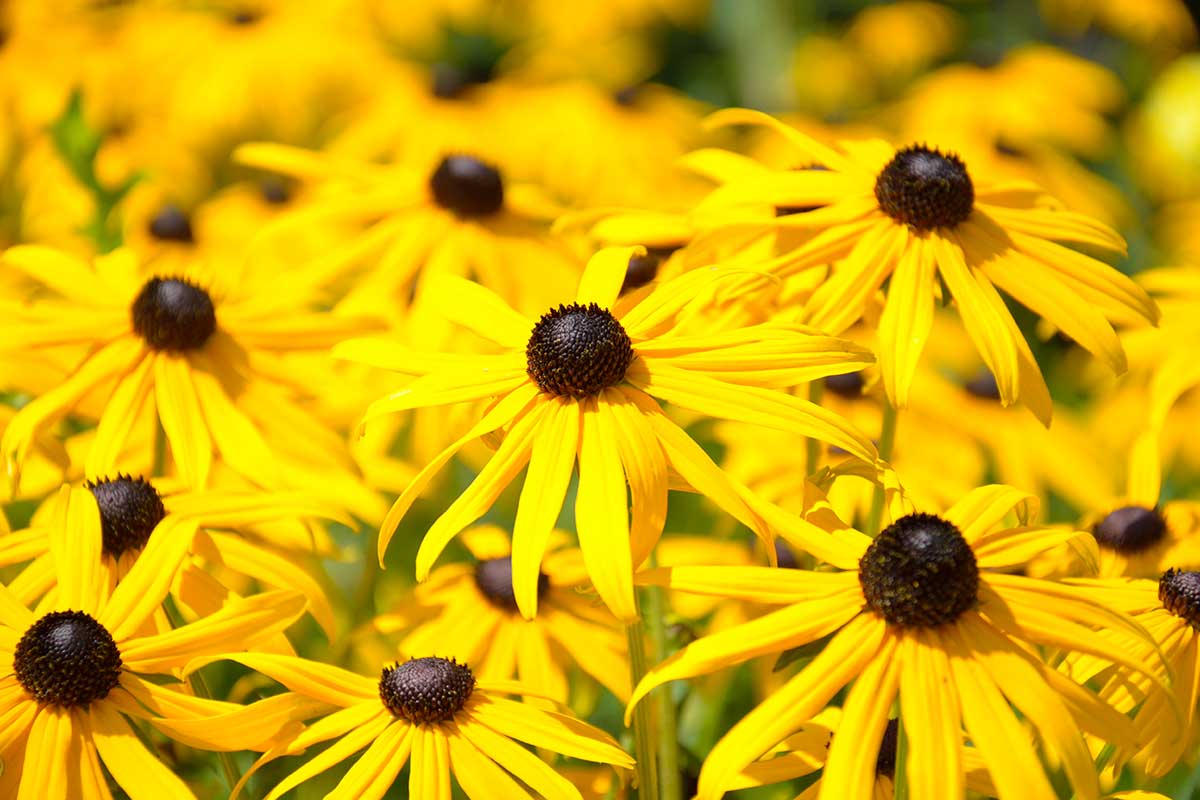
[2,1,1200,799]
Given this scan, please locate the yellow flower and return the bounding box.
[235,142,580,316]
[0,479,347,638]
[628,485,1160,800]
[0,486,308,798]
[0,245,374,491]
[336,246,877,620]
[685,110,1158,417]
[190,652,634,800]
[362,525,630,703]
[1065,571,1200,777]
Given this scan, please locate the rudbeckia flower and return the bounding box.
[0,245,374,491]
[189,652,633,800]
[0,479,347,637]
[336,246,878,620]
[234,144,580,315]
[687,110,1159,416]
[0,487,309,798]
[364,525,629,703]
[627,485,1160,800]
[1065,570,1200,777]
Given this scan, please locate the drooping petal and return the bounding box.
[470,695,632,766]
[575,396,636,621]
[50,486,104,615]
[899,628,964,800]
[456,716,580,800]
[627,590,866,722]
[819,633,900,799]
[378,383,539,564]
[606,388,668,567]
[447,727,535,800]
[511,397,580,619]
[695,614,887,800]
[97,518,196,639]
[941,623,1056,800]
[88,703,193,800]
[877,233,936,407]
[153,353,212,488]
[263,711,394,800]
[17,707,73,800]
[325,721,415,800]
[414,401,544,582]
[86,355,155,479]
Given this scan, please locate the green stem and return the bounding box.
[642,577,680,800]
[164,597,248,798]
[805,380,825,476]
[866,402,898,537]
[625,616,659,800]
[892,719,910,800]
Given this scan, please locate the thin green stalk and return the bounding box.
[625,616,659,800]
[865,402,898,537]
[642,576,680,800]
[892,719,910,800]
[805,380,825,476]
[164,597,248,798]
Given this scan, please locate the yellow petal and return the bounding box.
[696,614,886,800]
[326,721,415,800]
[17,707,73,800]
[819,633,900,799]
[627,588,865,723]
[423,273,533,349]
[446,728,535,800]
[456,716,579,800]
[414,402,543,582]
[899,629,964,800]
[153,353,212,488]
[575,396,636,621]
[576,246,644,308]
[98,518,196,639]
[89,703,193,800]
[511,397,579,619]
[86,355,155,479]
[263,711,393,800]
[51,486,104,615]
[470,695,632,766]
[877,233,936,407]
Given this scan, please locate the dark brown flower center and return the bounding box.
[131,277,217,351]
[621,252,660,295]
[474,557,549,612]
[824,371,866,399]
[430,155,504,218]
[87,475,166,558]
[379,657,475,724]
[963,369,1001,400]
[1160,569,1200,629]
[526,303,634,398]
[859,513,979,627]
[1093,506,1167,555]
[148,204,195,243]
[874,146,974,231]
[14,611,122,708]
[876,718,900,777]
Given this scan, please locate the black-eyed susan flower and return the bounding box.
[362,525,629,703]
[628,484,1160,800]
[0,479,347,637]
[0,485,309,798]
[189,652,633,800]
[0,245,374,491]
[687,110,1158,414]
[1065,570,1200,778]
[336,246,878,620]
[235,143,581,315]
